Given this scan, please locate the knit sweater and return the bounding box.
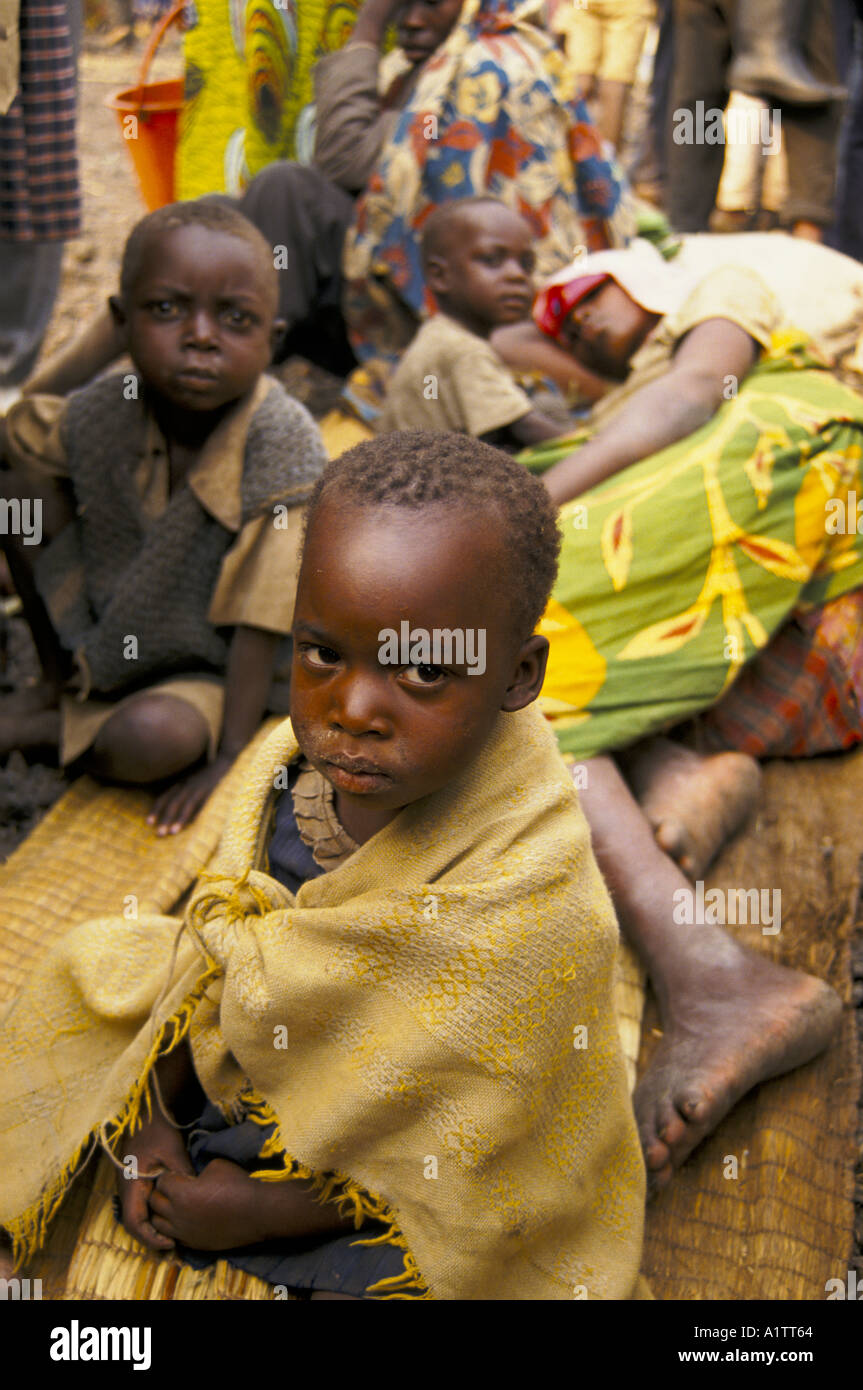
[35,374,327,695]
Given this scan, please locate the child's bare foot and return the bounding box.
[149,1157,358,1250]
[148,1159,278,1250]
[116,1112,195,1252]
[636,924,842,1192]
[623,738,762,879]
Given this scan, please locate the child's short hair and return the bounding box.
[304,431,561,642]
[119,198,277,306]
[420,195,511,273]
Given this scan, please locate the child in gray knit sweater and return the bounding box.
[0,201,328,832]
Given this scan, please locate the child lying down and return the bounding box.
[0,432,649,1300]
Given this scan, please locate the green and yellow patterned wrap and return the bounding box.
[177,0,361,197]
[521,334,863,760]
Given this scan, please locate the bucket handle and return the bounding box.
[136,0,188,90]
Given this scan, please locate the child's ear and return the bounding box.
[108,295,127,330]
[500,634,549,712]
[424,255,451,298]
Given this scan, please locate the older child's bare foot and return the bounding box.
[623,737,762,879]
[636,925,842,1192]
[578,755,842,1192]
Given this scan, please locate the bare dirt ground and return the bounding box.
[43,38,182,361]
[0,33,861,1282]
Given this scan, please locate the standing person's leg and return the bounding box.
[712,91,771,229]
[781,0,846,241]
[594,0,655,151]
[832,1,863,259]
[728,0,846,105]
[561,1,603,116]
[0,0,83,396]
[631,0,674,199]
[666,0,733,231]
[239,162,358,374]
[0,242,65,391]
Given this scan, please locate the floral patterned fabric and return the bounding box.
[519,333,863,760]
[341,0,634,374]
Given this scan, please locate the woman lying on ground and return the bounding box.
[493,240,863,1190]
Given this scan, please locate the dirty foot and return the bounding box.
[636,927,842,1192]
[623,737,762,879]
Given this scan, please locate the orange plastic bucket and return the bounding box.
[105,1,186,211]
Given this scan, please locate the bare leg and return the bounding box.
[0,462,73,758]
[86,695,211,784]
[577,755,842,1190]
[0,463,75,690]
[595,78,631,150]
[574,73,596,105]
[621,736,762,879]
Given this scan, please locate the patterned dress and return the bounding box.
[341,0,634,410]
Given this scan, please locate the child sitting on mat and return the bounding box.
[0,200,327,833]
[377,198,572,446]
[0,432,648,1300]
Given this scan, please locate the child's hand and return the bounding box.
[115,1114,195,1252]
[147,756,232,836]
[147,1158,272,1251]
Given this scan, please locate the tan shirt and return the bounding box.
[4,376,306,636]
[378,313,534,436]
[313,42,416,194]
[590,264,783,429]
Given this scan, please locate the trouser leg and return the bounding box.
[0,241,65,387]
[833,8,863,257]
[0,0,81,389]
[634,0,674,187]
[666,0,734,230]
[781,0,845,229]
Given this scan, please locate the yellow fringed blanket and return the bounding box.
[0,706,647,1300]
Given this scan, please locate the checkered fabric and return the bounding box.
[696,589,863,759]
[0,0,80,240]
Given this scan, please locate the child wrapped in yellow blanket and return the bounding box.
[0,432,648,1300]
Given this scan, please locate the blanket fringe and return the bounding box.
[6,956,430,1297]
[242,1088,431,1299]
[5,956,221,1269]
